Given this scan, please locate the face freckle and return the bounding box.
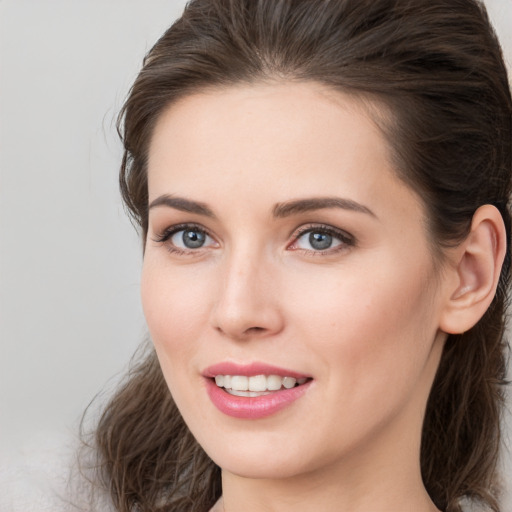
[141,81,448,484]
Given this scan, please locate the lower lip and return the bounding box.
[205,378,312,419]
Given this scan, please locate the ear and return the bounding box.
[439,205,507,335]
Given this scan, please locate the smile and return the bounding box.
[204,363,313,419]
[215,374,309,396]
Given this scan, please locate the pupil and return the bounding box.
[183,230,205,248]
[309,232,332,250]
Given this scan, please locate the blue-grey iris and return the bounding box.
[183,230,206,248]
[309,232,332,250]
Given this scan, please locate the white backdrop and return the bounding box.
[0,1,511,510]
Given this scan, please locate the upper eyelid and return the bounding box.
[152,222,212,243]
[291,223,355,241]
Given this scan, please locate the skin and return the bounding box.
[141,81,458,512]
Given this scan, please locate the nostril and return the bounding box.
[245,326,265,334]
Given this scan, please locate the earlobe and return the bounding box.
[440,205,507,335]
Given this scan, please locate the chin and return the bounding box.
[211,448,310,480]
[195,425,330,481]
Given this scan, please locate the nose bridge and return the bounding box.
[212,240,282,339]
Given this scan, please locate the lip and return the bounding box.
[203,361,311,379]
[203,362,313,419]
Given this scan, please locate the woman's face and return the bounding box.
[142,82,449,481]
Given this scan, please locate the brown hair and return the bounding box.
[83,1,512,511]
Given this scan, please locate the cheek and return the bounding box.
[140,259,217,421]
[288,256,439,385]
[140,258,213,360]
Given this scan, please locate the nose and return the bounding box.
[211,249,284,341]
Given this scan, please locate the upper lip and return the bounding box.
[203,362,311,379]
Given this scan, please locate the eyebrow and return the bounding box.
[272,197,376,218]
[148,194,216,218]
[148,194,375,219]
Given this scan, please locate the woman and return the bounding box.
[83,0,511,511]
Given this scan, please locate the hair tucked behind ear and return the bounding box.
[83,1,512,511]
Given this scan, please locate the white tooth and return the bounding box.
[282,377,297,389]
[215,375,224,387]
[267,375,282,391]
[227,389,247,397]
[231,375,249,391]
[297,378,307,385]
[223,375,232,389]
[228,389,271,397]
[249,375,267,392]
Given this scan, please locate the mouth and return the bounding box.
[213,374,311,397]
[203,363,313,419]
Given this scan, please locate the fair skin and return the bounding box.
[141,82,505,512]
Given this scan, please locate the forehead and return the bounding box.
[146,81,423,225]
[150,84,382,179]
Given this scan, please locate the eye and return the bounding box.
[153,224,217,253]
[289,225,354,253]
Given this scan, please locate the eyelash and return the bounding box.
[152,222,356,256]
[152,223,213,256]
[289,224,356,255]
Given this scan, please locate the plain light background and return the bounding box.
[0,0,511,509]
